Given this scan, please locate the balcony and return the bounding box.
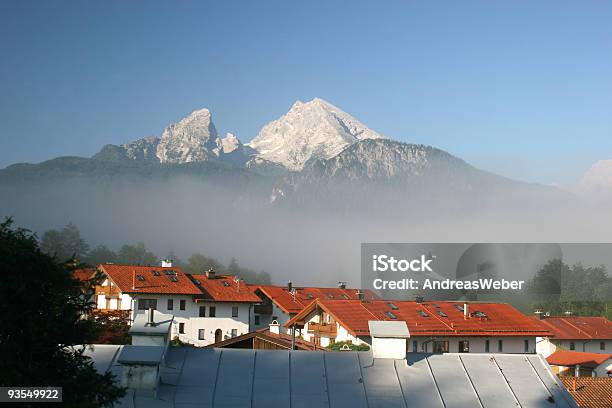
[95,285,121,298]
[307,322,337,336]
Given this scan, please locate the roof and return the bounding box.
[190,274,261,303]
[532,316,612,340]
[287,299,552,338]
[547,350,612,368]
[89,347,578,408]
[204,327,326,351]
[368,321,410,338]
[73,267,96,282]
[98,264,202,295]
[116,345,164,365]
[252,284,379,314]
[560,377,612,408]
[130,311,173,336]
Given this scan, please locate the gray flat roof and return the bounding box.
[129,311,173,336]
[90,347,578,408]
[368,320,410,338]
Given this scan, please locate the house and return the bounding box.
[546,350,612,377]
[285,299,551,352]
[532,313,612,357]
[93,262,260,346]
[559,377,612,408]
[82,319,578,408]
[249,282,378,330]
[204,321,326,351]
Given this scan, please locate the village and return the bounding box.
[76,259,612,407]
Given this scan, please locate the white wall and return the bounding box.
[410,336,535,354]
[251,303,291,332]
[536,337,612,358]
[372,337,407,359]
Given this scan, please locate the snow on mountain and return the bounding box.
[218,132,241,154]
[122,136,160,160]
[580,160,612,199]
[156,108,220,164]
[247,98,384,171]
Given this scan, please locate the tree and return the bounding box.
[86,245,118,265]
[40,223,90,262]
[184,253,225,275]
[117,242,157,265]
[0,218,124,407]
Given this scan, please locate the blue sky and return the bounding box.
[1,1,610,184]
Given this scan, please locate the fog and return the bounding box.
[1,173,611,288]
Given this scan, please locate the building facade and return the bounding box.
[533,314,612,357]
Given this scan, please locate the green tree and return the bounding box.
[184,253,225,275]
[86,245,118,265]
[40,223,90,262]
[227,257,271,284]
[0,218,124,407]
[117,242,157,265]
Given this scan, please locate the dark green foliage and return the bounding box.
[328,341,370,351]
[117,242,157,265]
[40,223,89,262]
[86,245,118,265]
[0,218,125,407]
[528,259,612,319]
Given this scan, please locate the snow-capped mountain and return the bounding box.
[580,160,612,199]
[156,108,221,164]
[247,98,384,171]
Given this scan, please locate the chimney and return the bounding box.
[415,295,424,303]
[338,281,346,289]
[287,281,293,292]
[206,267,216,279]
[145,307,156,327]
[357,290,365,301]
[161,259,173,268]
[269,320,280,335]
[464,303,469,319]
[534,309,544,320]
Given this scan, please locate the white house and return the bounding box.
[532,313,612,357]
[93,262,261,346]
[285,298,551,353]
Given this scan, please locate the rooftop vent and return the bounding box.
[206,267,216,279]
[357,290,365,301]
[222,281,231,287]
[368,320,410,359]
[534,309,545,319]
[338,281,346,289]
[287,281,293,292]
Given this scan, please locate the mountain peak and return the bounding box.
[248,98,384,171]
[156,107,218,164]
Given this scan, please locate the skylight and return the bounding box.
[326,294,334,299]
[307,294,314,299]
[152,270,161,276]
[164,270,176,276]
[169,276,178,282]
[474,311,487,318]
[222,281,231,287]
[454,304,464,312]
[437,311,448,318]
[387,302,399,310]
[418,310,429,317]
[341,294,349,300]
[385,311,397,319]
[136,274,145,281]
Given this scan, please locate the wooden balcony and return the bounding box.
[95,285,121,298]
[307,322,337,336]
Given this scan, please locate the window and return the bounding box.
[232,306,239,317]
[387,302,399,310]
[179,323,185,334]
[231,329,237,337]
[433,341,449,353]
[385,311,397,319]
[169,276,178,282]
[412,340,418,352]
[167,299,173,310]
[418,310,429,317]
[601,342,606,351]
[180,299,186,310]
[152,270,160,276]
[137,299,157,310]
[485,340,490,352]
[136,274,145,281]
[454,304,464,312]
[209,306,216,317]
[222,281,231,287]
[459,341,469,353]
[198,329,205,340]
[524,339,529,352]
[199,306,206,317]
[570,341,575,351]
[254,315,260,325]
[498,340,503,352]
[437,311,448,318]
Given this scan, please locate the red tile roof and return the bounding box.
[251,284,379,314]
[560,377,612,408]
[190,274,261,303]
[533,316,612,340]
[98,264,202,295]
[206,327,326,351]
[286,299,552,338]
[547,350,612,368]
[73,267,96,282]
